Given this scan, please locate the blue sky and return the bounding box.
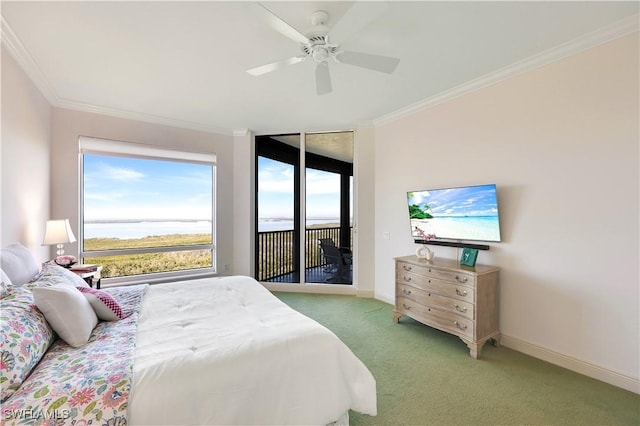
[84,154,346,221]
[408,184,499,217]
[83,154,212,221]
[258,157,344,219]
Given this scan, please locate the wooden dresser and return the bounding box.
[393,255,500,358]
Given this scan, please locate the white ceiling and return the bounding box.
[272,131,354,163]
[1,1,638,135]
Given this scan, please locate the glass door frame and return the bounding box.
[254,131,353,285]
[255,134,301,282]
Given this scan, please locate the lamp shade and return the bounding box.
[42,219,76,245]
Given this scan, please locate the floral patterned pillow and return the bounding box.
[0,286,55,402]
[0,263,90,400]
[26,262,90,289]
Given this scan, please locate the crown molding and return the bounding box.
[1,15,233,136]
[1,15,59,104]
[233,129,250,137]
[55,97,233,136]
[373,14,640,128]
[3,12,637,135]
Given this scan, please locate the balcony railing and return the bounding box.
[257,226,351,282]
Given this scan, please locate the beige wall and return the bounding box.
[353,126,376,296]
[2,25,637,392]
[232,130,254,276]
[49,108,235,274]
[0,46,51,262]
[374,34,639,388]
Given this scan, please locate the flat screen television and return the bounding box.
[407,184,501,243]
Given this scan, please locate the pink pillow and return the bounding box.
[76,287,125,321]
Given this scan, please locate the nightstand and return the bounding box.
[72,266,103,289]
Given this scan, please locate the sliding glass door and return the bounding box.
[305,132,353,284]
[255,132,353,285]
[256,135,300,282]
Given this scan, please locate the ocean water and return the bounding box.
[412,216,501,242]
[84,221,212,239]
[258,219,339,232]
[84,219,339,239]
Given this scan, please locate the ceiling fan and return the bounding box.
[246,2,400,96]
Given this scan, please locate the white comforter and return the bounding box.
[128,275,377,425]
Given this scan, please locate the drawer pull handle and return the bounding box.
[456,289,468,296]
[402,303,411,310]
[455,304,467,313]
[403,265,412,271]
[402,289,412,295]
[403,276,412,282]
[455,275,468,283]
[454,321,467,331]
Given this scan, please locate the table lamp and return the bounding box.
[42,219,76,256]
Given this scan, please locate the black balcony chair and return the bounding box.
[318,238,336,272]
[319,238,352,284]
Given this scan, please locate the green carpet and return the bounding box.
[274,292,640,425]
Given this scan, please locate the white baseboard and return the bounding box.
[356,289,374,298]
[262,283,375,298]
[374,293,394,305]
[263,287,639,394]
[262,282,357,296]
[501,334,639,394]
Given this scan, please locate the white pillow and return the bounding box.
[0,243,40,285]
[32,284,98,347]
[40,262,90,288]
[0,267,12,286]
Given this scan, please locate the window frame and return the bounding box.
[254,132,353,284]
[78,136,217,285]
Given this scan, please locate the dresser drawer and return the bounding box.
[394,256,500,359]
[396,270,475,303]
[396,296,474,339]
[397,261,474,286]
[397,283,474,320]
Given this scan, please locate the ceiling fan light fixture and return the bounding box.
[249,4,400,96]
[312,46,329,62]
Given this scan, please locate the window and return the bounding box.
[79,137,216,284]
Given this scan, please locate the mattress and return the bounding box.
[128,275,377,425]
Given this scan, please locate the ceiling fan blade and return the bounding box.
[315,61,332,95]
[254,3,309,44]
[247,56,305,76]
[328,2,388,44]
[336,51,400,74]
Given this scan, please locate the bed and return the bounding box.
[0,243,377,425]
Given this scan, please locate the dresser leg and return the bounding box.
[467,343,479,359]
[393,311,402,323]
[491,334,501,347]
[467,340,490,359]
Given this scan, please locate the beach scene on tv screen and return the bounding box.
[408,184,501,242]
